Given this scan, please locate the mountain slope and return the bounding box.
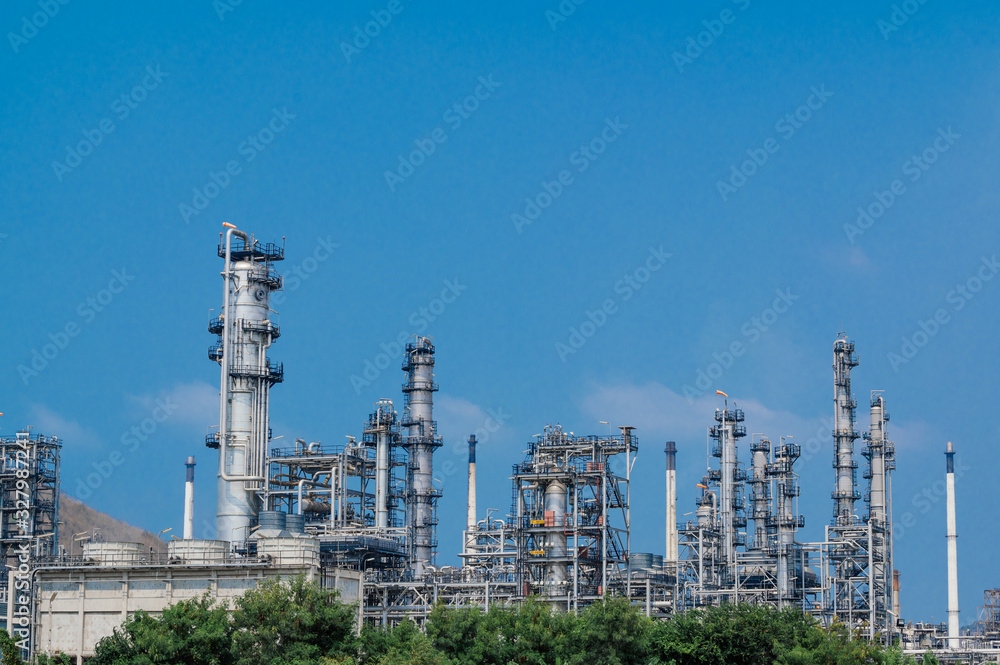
[58,493,165,554]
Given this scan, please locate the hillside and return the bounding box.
[58,493,165,555]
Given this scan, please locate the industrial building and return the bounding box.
[4,225,995,662]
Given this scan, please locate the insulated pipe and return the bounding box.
[893,570,901,625]
[183,456,196,540]
[946,441,959,649]
[665,442,678,561]
[217,226,252,482]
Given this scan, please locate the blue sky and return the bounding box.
[2,0,999,624]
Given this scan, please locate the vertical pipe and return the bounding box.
[665,442,678,561]
[946,441,959,649]
[893,570,901,625]
[183,457,196,540]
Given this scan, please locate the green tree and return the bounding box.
[230,576,358,665]
[0,629,21,665]
[91,595,233,665]
[569,597,652,665]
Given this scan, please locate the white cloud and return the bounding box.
[124,381,219,428]
[27,404,102,447]
[577,381,824,442]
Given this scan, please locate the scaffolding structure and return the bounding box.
[0,431,60,657]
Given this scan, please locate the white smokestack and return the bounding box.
[665,442,678,561]
[184,456,196,540]
[466,435,477,554]
[946,441,959,648]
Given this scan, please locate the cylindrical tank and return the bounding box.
[83,542,145,565]
[167,539,229,564]
[257,536,320,567]
[543,480,568,593]
[651,554,664,569]
[284,513,305,534]
[258,511,287,531]
[632,553,654,571]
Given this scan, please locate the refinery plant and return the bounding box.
[2,225,994,662]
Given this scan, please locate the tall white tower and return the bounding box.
[401,337,442,574]
[208,225,284,545]
[665,441,678,561]
[946,441,960,649]
[183,456,196,540]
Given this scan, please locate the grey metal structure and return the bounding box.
[0,430,60,658]
[401,338,442,575]
[510,424,637,608]
[832,334,860,526]
[206,225,284,544]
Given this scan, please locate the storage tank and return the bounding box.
[632,552,654,571]
[284,513,305,534]
[257,536,320,567]
[167,539,229,564]
[83,542,145,565]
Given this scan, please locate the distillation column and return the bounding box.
[711,405,746,569]
[832,335,860,525]
[364,400,396,531]
[769,440,803,607]
[865,393,895,634]
[748,437,771,551]
[402,337,442,574]
[665,442,678,562]
[543,479,569,594]
[946,441,960,649]
[184,457,196,540]
[209,226,284,544]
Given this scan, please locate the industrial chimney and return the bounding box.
[665,441,678,562]
[466,434,477,554]
[946,441,959,649]
[184,456,196,540]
